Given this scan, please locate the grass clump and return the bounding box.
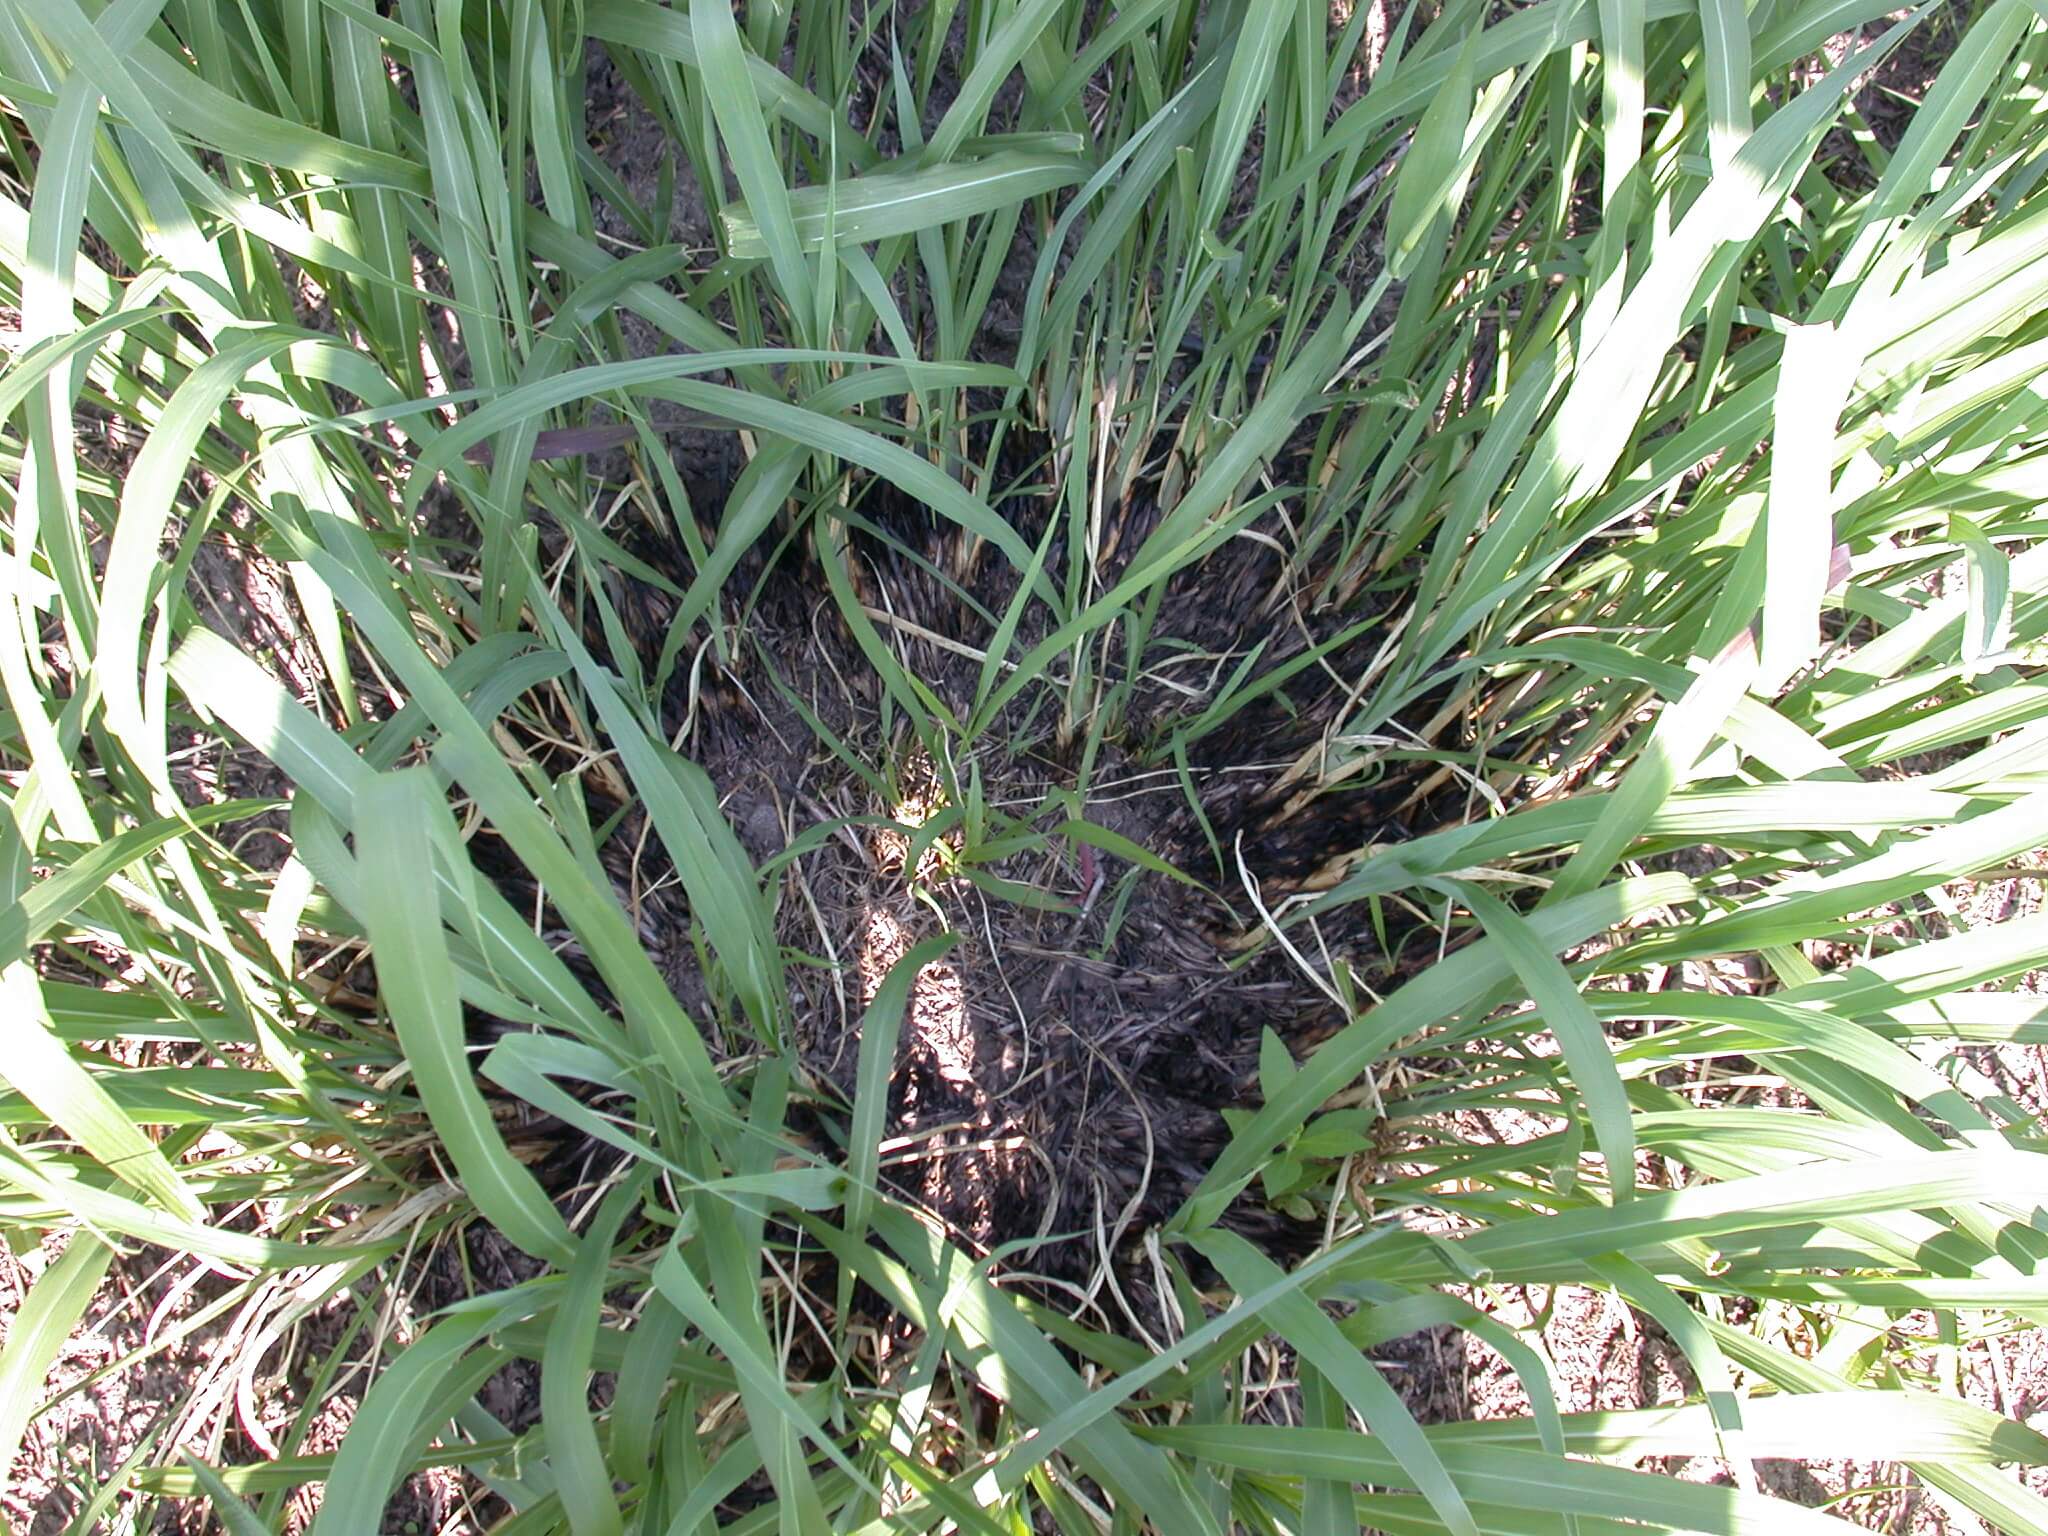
[5,0,2048,1530]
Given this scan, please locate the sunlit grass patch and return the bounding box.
[3,0,2048,1529]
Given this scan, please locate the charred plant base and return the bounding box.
[483,466,1441,1301]
[791,741,1342,1288]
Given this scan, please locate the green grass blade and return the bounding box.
[723,149,1084,255]
[690,0,814,330]
[0,963,206,1222]
[1199,1229,1480,1536]
[1182,874,1694,1225]
[1759,323,1861,689]
[1449,882,1636,1197]
[308,1307,519,1536]
[0,1233,112,1509]
[1146,1425,1855,1533]
[544,1175,643,1536]
[1697,0,1753,170]
[1193,0,1294,238]
[923,0,1068,164]
[356,771,577,1266]
[841,933,958,1319]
